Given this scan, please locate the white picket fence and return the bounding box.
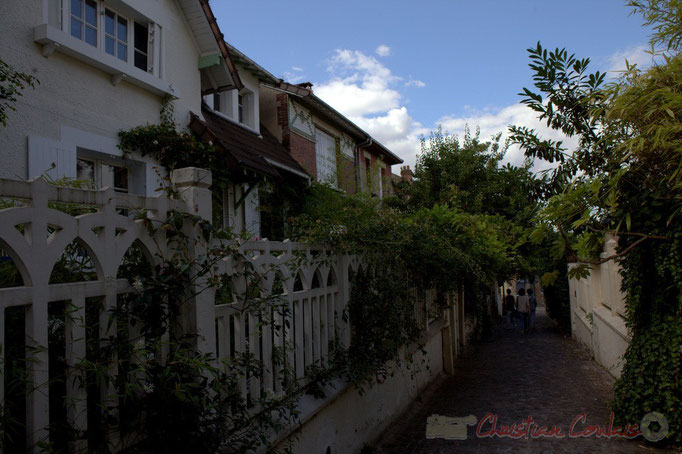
[0,168,435,452]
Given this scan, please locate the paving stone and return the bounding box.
[375,308,676,453]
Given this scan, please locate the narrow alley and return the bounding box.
[376,308,669,453]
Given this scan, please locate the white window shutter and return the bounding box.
[315,129,337,187]
[27,136,76,181]
[244,186,260,238]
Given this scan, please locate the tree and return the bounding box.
[510,0,682,443]
[391,126,550,283]
[0,59,37,127]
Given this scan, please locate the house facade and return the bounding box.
[260,83,403,198]
[0,0,240,197]
[1,0,402,240]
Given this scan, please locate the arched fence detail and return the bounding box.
[0,169,435,452]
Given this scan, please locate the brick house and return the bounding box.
[219,45,403,198]
[261,82,403,198]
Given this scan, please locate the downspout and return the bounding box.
[356,137,372,192]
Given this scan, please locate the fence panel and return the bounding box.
[0,173,431,451]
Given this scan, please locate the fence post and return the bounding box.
[171,167,216,357]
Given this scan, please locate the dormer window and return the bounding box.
[204,89,257,130]
[238,93,245,123]
[238,90,254,128]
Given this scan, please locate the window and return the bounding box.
[238,94,245,123]
[71,0,97,47]
[68,1,152,74]
[77,158,129,193]
[238,91,254,127]
[365,157,372,191]
[315,129,338,187]
[134,22,149,72]
[105,10,128,62]
[213,93,222,112]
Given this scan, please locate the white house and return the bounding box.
[0,0,242,197]
[190,43,311,238]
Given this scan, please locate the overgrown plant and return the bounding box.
[0,58,38,127]
[509,0,682,443]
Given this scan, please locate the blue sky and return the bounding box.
[212,1,653,168]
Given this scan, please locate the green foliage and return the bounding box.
[0,58,38,127]
[511,0,682,443]
[629,0,682,53]
[118,124,217,173]
[118,97,229,191]
[73,210,304,453]
[613,314,682,442]
[290,124,545,351]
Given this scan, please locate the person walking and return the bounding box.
[503,289,516,329]
[528,288,538,332]
[516,288,531,334]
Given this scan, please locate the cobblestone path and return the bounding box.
[375,308,672,453]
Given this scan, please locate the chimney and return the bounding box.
[297,82,314,91]
[400,165,414,183]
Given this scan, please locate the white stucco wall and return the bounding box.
[0,0,204,194]
[568,262,631,378]
[275,329,444,454]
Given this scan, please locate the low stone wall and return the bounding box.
[572,304,629,378]
[274,326,444,454]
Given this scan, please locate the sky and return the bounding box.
[211,1,654,170]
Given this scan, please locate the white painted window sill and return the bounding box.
[34,24,177,98]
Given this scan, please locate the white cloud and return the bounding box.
[282,66,306,83]
[314,49,426,168]
[315,50,402,117]
[606,44,655,74]
[376,44,391,57]
[405,78,426,88]
[313,49,578,173]
[438,104,578,171]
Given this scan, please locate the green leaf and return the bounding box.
[541,270,559,286]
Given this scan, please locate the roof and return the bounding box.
[226,43,279,85]
[294,93,404,165]
[224,44,314,98]
[197,0,243,91]
[174,0,243,92]
[189,105,309,180]
[224,43,403,165]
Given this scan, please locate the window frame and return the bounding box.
[133,21,150,72]
[64,0,153,75]
[315,127,339,188]
[104,8,129,62]
[70,0,98,47]
[76,157,130,194]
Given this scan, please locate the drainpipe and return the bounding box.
[356,137,372,192]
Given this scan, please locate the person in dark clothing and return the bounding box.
[517,288,531,334]
[528,288,538,331]
[504,289,516,329]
